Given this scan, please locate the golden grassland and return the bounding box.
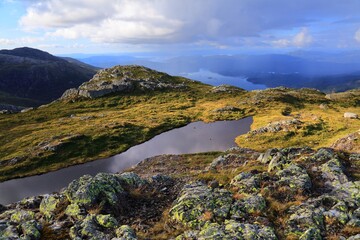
[0,78,358,182]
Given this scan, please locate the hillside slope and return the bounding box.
[0,65,358,183]
[0,47,96,105]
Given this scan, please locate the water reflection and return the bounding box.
[0,117,252,204]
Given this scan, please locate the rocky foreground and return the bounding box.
[0,146,359,239]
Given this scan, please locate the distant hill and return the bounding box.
[78,53,360,92]
[0,47,97,106]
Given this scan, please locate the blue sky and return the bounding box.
[1,0,360,55]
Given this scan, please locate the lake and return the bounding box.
[180,69,266,90]
[0,117,252,205]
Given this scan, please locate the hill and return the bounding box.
[0,47,97,106]
[0,65,359,239]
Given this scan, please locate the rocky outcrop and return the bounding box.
[211,84,245,93]
[331,131,360,153]
[1,147,360,239]
[60,65,187,100]
[249,119,303,136]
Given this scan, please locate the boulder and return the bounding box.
[230,172,261,194]
[344,112,358,119]
[115,225,137,240]
[64,173,126,211]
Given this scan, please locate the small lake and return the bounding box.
[0,117,252,205]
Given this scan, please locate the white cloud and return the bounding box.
[272,28,313,48]
[17,0,360,47]
[293,28,313,47]
[355,29,360,42]
[0,37,43,46]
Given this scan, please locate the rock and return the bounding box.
[230,172,261,194]
[207,154,243,170]
[115,225,137,240]
[61,65,187,100]
[230,194,266,219]
[95,214,118,228]
[299,227,322,240]
[65,203,86,220]
[331,131,360,153]
[276,164,312,193]
[17,196,42,209]
[348,235,360,240]
[177,220,277,239]
[320,158,348,186]
[211,84,244,93]
[286,204,324,236]
[10,210,35,223]
[64,173,126,211]
[20,107,34,113]
[257,148,279,164]
[319,103,328,110]
[268,152,287,172]
[213,106,241,112]
[117,172,147,189]
[344,112,359,119]
[0,225,19,239]
[224,220,277,239]
[70,215,109,240]
[169,182,233,227]
[39,194,62,220]
[209,180,219,189]
[20,220,42,240]
[249,119,303,136]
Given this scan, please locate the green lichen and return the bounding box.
[96,214,118,228]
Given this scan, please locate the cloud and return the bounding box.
[0,37,43,46]
[18,0,360,47]
[355,29,360,42]
[272,28,313,48]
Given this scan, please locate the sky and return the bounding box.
[1,0,360,55]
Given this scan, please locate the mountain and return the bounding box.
[78,53,360,92]
[0,47,97,106]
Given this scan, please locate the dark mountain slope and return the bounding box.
[0,47,97,105]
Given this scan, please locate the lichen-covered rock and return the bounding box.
[177,220,277,240]
[298,227,322,240]
[249,119,303,135]
[276,164,312,193]
[257,148,279,164]
[39,194,62,220]
[10,210,35,223]
[230,194,266,219]
[21,220,42,240]
[230,172,261,194]
[64,173,125,210]
[115,225,137,240]
[311,148,338,162]
[70,215,110,240]
[117,172,147,189]
[96,214,118,228]
[65,203,86,219]
[16,196,42,210]
[287,204,324,236]
[0,225,19,239]
[224,220,277,239]
[169,182,233,227]
[321,158,348,186]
